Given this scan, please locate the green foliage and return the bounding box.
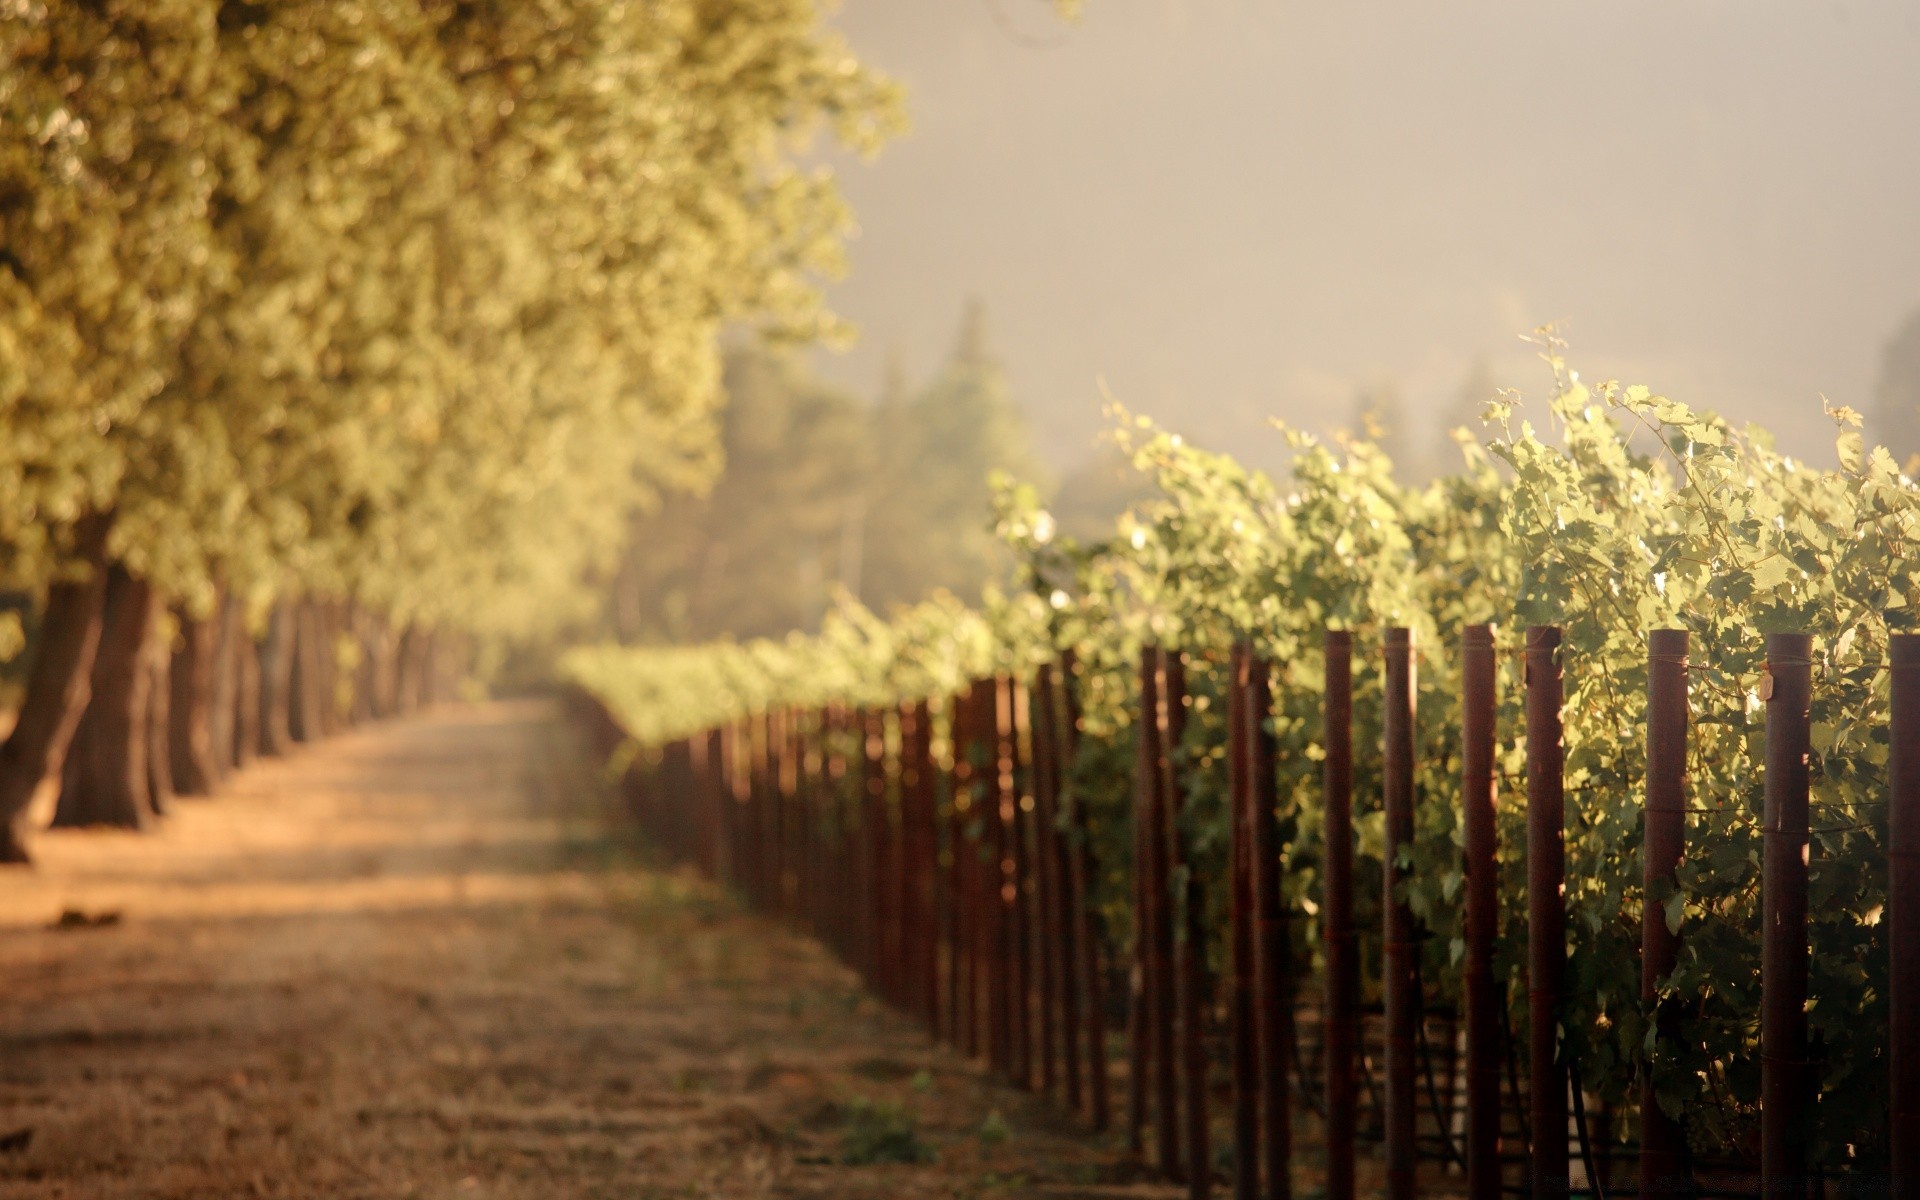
[858,300,1045,614]
[569,332,1920,1168]
[607,305,1048,646]
[610,344,872,642]
[839,1097,934,1165]
[0,0,901,642]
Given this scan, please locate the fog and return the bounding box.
[815,0,1920,475]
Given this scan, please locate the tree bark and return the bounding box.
[0,514,114,864]
[421,630,441,707]
[231,616,259,769]
[349,603,376,725]
[53,565,158,831]
[289,600,324,743]
[207,593,238,773]
[168,599,221,795]
[318,600,343,736]
[146,631,174,816]
[395,624,423,715]
[257,601,294,756]
[367,612,396,719]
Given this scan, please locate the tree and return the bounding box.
[0,0,901,859]
[862,299,1044,610]
[611,344,872,643]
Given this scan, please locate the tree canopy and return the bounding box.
[0,0,901,633]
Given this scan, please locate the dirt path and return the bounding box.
[0,701,1158,1200]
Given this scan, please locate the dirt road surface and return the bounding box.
[0,701,1163,1200]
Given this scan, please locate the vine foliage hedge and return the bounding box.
[566,338,1920,1167]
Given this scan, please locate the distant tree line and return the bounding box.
[609,303,1031,642]
[0,1,899,860]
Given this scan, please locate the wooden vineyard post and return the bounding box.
[1892,633,1920,1196]
[969,677,998,1060]
[1641,630,1692,1194]
[749,712,770,910]
[998,675,1029,1075]
[1382,628,1418,1200]
[1032,666,1069,1101]
[715,723,736,890]
[701,727,725,880]
[1322,630,1357,1200]
[862,708,889,997]
[771,708,790,916]
[907,698,940,1032]
[1010,680,1035,1088]
[1526,626,1569,1199]
[1060,651,1113,1130]
[945,689,972,1053]
[1461,624,1501,1199]
[1162,650,1210,1197]
[1230,643,1259,1200]
[1761,633,1812,1196]
[1149,650,1182,1178]
[1247,648,1291,1200]
[1129,648,1158,1156]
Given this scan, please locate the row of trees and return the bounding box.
[607,301,1158,644]
[0,0,900,860]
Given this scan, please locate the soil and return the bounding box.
[0,701,1176,1200]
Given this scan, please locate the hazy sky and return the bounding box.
[811,0,1920,475]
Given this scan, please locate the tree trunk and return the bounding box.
[318,601,343,736]
[349,604,376,725]
[258,602,293,756]
[0,514,114,864]
[289,601,323,743]
[394,624,423,715]
[52,565,158,830]
[420,630,440,707]
[231,617,259,769]
[168,600,221,795]
[146,632,174,816]
[372,616,400,718]
[208,593,238,773]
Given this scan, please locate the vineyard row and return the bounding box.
[574,621,1920,1198]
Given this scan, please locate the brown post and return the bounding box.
[1033,667,1068,1100]
[1761,632,1812,1196]
[1382,628,1418,1200]
[1526,625,1569,1199]
[1642,630,1692,1194]
[946,689,973,1052]
[1892,633,1920,1195]
[1247,650,1290,1200]
[1230,643,1260,1200]
[1461,624,1501,1199]
[990,676,1016,1076]
[896,702,919,1011]
[914,698,941,1032]
[1162,651,1210,1197]
[1010,680,1035,1087]
[1134,647,1182,1173]
[863,709,889,992]
[1130,649,1157,1155]
[1149,649,1183,1177]
[1061,651,1113,1130]
[969,678,997,1059]
[1322,630,1357,1200]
